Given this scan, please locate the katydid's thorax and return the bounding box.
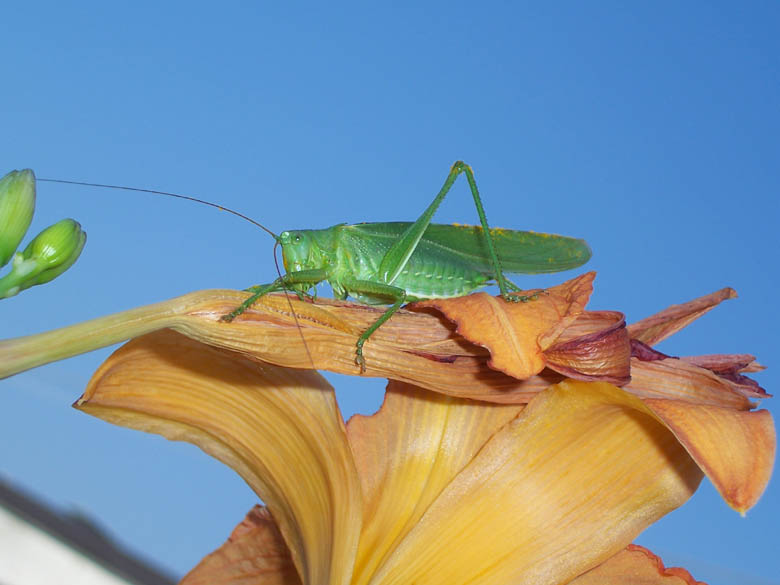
[334,223,491,303]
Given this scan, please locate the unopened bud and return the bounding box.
[20,219,87,285]
[0,169,35,267]
[0,219,86,298]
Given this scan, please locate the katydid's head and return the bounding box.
[279,229,333,273]
[279,230,313,272]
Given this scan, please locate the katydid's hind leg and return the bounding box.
[458,163,516,301]
[378,161,513,303]
[345,279,407,373]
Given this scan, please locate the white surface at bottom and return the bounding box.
[0,505,133,585]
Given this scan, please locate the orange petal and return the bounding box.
[346,381,524,585]
[570,544,706,584]
[181,506,301,585]
[368,381,703,585]
[75,330,361,585]
[413,272,595,379]
[627,288,737,346]
[643,399,776,513]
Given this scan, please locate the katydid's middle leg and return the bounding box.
[378,161,521,302]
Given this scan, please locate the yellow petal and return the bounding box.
[346,381,524,585]
[181,506,301,585]
[644,399,775,513]
[367,380,703,585]
[75,330,361,585]
[570,544,706,584]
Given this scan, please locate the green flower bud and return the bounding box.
[0,219,86,299]
[0,169,36,268]
[20,219,87,285]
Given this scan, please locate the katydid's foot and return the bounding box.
[219,311,238,323]
[503,290,545,303]
[355,340,367,373]
[220,303,249,323]
[296,289,317,302]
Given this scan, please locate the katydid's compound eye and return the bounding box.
[293,233,302,243]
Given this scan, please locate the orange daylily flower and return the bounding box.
[0,272,774,583]
[77,336,703,585]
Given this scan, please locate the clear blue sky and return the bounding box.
[1,2,778,583]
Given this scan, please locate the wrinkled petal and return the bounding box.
[682,353,764,375]
[366,380,703,585]
[346,381,524,585]
[181,506,300,585]
[680,354,769,398]
[0,289,562,402]
[1,279,767,412]
[413,272,595,379]
[569,545,706,584]
[644,399,775,513]
[626,358,755,410]
[544,310,630,384]
[627,288,737,346]
[75,330,361,585]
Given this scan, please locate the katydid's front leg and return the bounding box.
[341,278,407,373]
[378,160,522,303]
[220,268,331,322]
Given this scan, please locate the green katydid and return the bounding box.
[219,161,591,370]
[40,161,591,371]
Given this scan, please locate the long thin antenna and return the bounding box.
[42,175,318,371]
[272,241,317,369]
[38,177,279,240]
